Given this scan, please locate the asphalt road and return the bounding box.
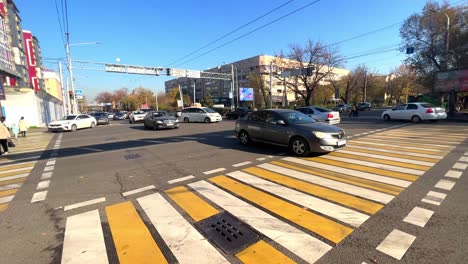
[0,111,467,264]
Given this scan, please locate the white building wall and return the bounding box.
[1,90,43,127]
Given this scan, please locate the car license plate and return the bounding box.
[167,123,173,126]
[337,140,346,146]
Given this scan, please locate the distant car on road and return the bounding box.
[48,114,97,132]
[382,102,447,123]
[143,111,179,130]
[225,107,251,120]
[107,112,115,119]
[332,104,352,113]
[357,102,372,111]
[180,107,223,123]
[235,109,346,156]
[113,112,126,120]
[297,106,341,124]
[129,110,147,123]
[90,112,109,125]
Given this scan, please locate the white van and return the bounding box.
[180,107,222,123]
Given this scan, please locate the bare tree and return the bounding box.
[248,72,269,108]
[95,91,114,104]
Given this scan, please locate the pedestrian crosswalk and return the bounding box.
[61,125,467,263]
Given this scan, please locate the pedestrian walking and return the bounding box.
[0,118,11,155]
[349,104,357,117]
[11,122,19,139]
[18,117,28,137]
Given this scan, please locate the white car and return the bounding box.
[129,110,147,123]
[297,106,341,124]
[382,102,447,122]
[107,112,114,119]
[48,114,97,132]
[180,107,223,123]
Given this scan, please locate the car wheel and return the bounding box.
[153,123,159,130]
[239,130,250,145]
[383,114,391,121]
[71,124,77,132]
[411,115,421,123]
[290,137,310,156]
[204,117,210,123]
[184,117,189,123]
[90,122,96,128]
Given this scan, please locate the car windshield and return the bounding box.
[61,115,77,120]
[279,111,317,124]
[314,107,331,112]
[202,107,216,113]
[153,112,167,117]
[133,111,145,115]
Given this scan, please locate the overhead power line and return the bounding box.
[54,0,66,49]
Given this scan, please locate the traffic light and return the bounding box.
[166,68,172,76]
[69,91,74,99]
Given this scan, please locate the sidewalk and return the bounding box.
[3,131,54,156]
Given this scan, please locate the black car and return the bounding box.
[226,107,251,120]
[357,102,372,111]
[90,112,109,125]
[235,109,346,156]
[113,112,126,120]
[143,111,179,130]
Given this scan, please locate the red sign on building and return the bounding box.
[23,31,40,93]
[0,1,6,18]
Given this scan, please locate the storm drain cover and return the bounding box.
[124,153,141,160]
[195,211,259,254]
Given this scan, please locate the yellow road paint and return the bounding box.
[0,169,32,178]
[165,186,219,222]
[329,152,430,171]
[358,138,453,151]
[384,131,466,139]
[0,188,17,198]
[271,161,403,195]
[344,147,439,163]
[236,240,296,264]
[365,135,459,146]
[305,157,419,181]
[0,163,35,172]
[244,167,383,214]
[209,176,353,244]
[0,203,8,212]
[347,142,445,155]
[0,178,25,186]
[105,201,168,264]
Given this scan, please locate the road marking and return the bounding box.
[445,170,462,179]
[403,207,434,228]
[232,161,252,167]
[361,132,369,135]
[36,180,50,190]
[44,166,55,172]
[209,175,353,244]
[348,141,447,154]
[0,162,35,171]
[0,203,8,212]
[0,183,22,191]
[256,157,266,161]
[384,131,466,139]
[122,185,156,197]
[343,145,443,159]
[459,156,468,162]
[41,172,53,180]
[0,155,41,163]
[167,175,195,184]
[453,163,468,170]
[165,186,219,221]
[421,191,447,206]
[236,240,295,264]
[64,197,106,211]
[189,180,332,263]
[243,167,384,214]
[138,193,226,264]
[343,147,439,163]
[376,229,416,260]
[46,160,56,166]
[105,201,168,264]
[0,173,30,182]
[203,168,226,175]
[0,194,15,203]
[31,191,48,203]
[435,179,456,191]
[354,134,361,136]
[0,169,32,178]
[336,150,435,166]
[228,171,370,227]
[262,162,394,204]
[362,136,455,148]
[61,210,109,264]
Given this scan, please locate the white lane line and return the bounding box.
[36,180,51,190]
[422,191,447,206]
[376,229,416,260]
[64,197,107,211]
[44,166,55,172]
[337,150,435,166]
[361,132,369,135]
[0,173,30,182]
[168,175,195,184]
[232,161,252,167]
[189,180,332,263]
[0,195,15,204]
[435,179,456,191]
[31,191,48,203]
[403,207,434,228]
[283,157,412,188]
[41,172,53,180]
[258,163,394,204]
[61,209,108,264]
[459,156,468,162]
[354,134,362,136]
[453,163,468,170]
[122,185,156,197]
[0,183,22,191]
[256,157,266,161]
[228,171,369,227]
[203,168,226,175]
[138,193,227,264]
[345,145,444,159]
[46,160,56,166]
[445,170,462,179]
[320,155,425,175]
[0,166,34,174]
[350,140,448,152]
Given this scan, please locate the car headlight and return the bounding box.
[313,131,330,139]
[156,120,163,124]
[175,119,179,122]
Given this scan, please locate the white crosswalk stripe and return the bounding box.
[342,145,444,159]
[337,150,435,166]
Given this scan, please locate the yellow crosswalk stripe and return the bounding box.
[209,175,353,244]
[305,157,419,181]
[346,142,443,155]
[0,178,25,186]
[364,135,459,146]
[0,203,8,212]
[0,188,17,198]
[344,147,439,163]
[356,138,453,150]
[0,169,31,178]
[383,131,466,139]
[0,162,35,172]
[236,240,296,264]
[105,201,168,264]
[165,186,219,222]
[329,152,430,171]
[271,161,403,195]
[243,167,383,214]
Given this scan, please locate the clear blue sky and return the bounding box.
[16,0,449,101]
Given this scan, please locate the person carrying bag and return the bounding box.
[0,120,11,155]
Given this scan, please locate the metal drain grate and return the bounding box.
[195,211,259,254]
[124,154,141,160]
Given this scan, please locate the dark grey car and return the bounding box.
[143,111,180,130]
[235,109,346,156]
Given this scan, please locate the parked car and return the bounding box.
[129,110,147,123]
[90,112,109,125]
[332,104,352,113]
[382,102,447,123]
[48,114,97,132]
[107,112,115,119]
[297,106,341,124]
[143,111,179,130]
[357,102,372,111]
[180,107,223,123]
[225,107,251,120]
[113,112,126,120]
[235,109,346,156]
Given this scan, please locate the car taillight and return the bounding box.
[426,108,434,113]
[327,113,334,118]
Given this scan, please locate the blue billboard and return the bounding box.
[239,87,253,101]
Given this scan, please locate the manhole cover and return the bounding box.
[124,154,141,160]
[195,211,259,254]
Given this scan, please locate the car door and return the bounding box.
[246,111,267,141]
[196,108,206,122]
[77,115,89,128]
[263,111,290,145]
[390,104,407,119]
[402,103,419,120]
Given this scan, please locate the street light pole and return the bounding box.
[444,12,450,70]
[269,61,273,109]
[231,64,234,109]
[65,32,77,114]
[235,67,239,108]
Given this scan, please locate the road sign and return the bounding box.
[105,64,163,75]
[75,89,83,99]
[186,69,201,78]
[177,100,183,107]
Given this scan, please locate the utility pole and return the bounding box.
[155,93,159,111]
[231,64,234,109]
[178,84,184,107]
[363,71,368,102]
[193,80,196,104]
[65,32,77,114]
[235,67,239,108]
[58,62,66,115]
[269,61,273,109]
[444,12,450,71]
